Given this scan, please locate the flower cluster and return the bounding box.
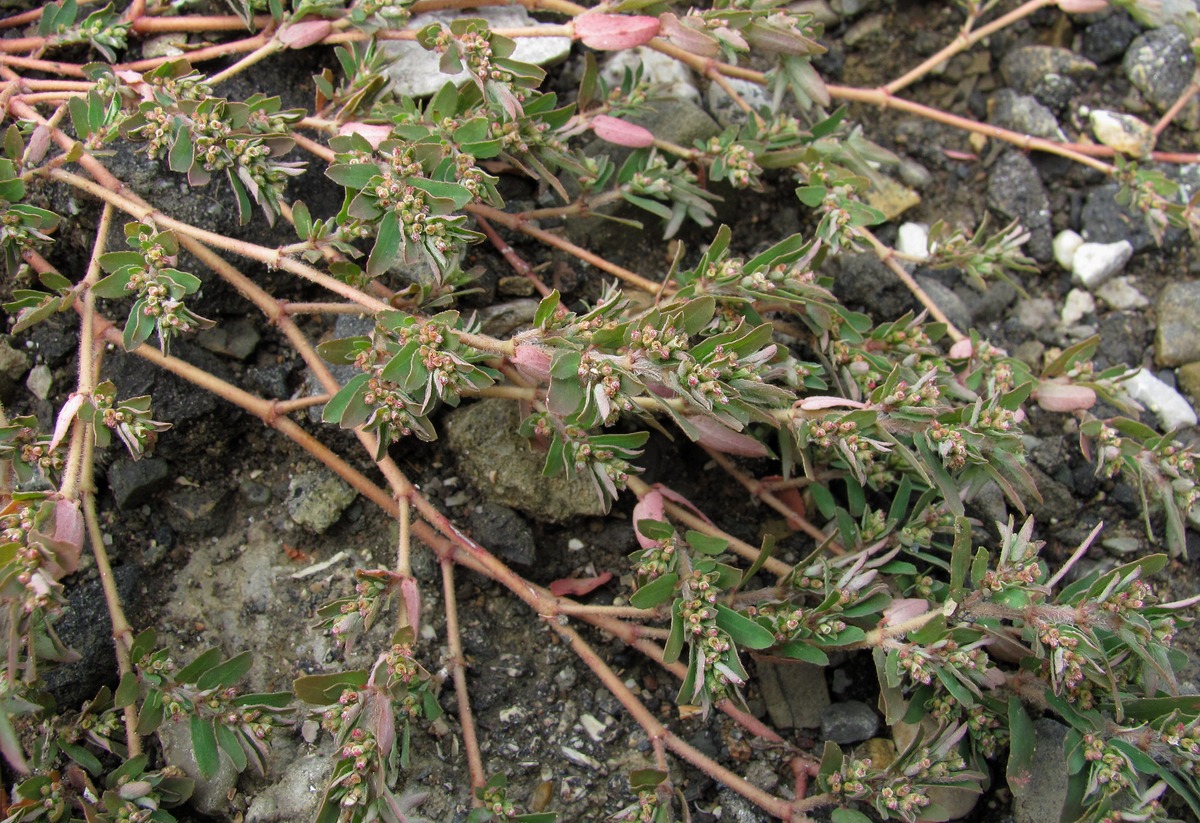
[679,570,744,706]
[0,416,63,484]
[93,223,214,352]
[0,500,66,616]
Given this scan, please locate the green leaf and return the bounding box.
[809,483,836,519]
[60,741,103,775]
[408,177,474,209]
[292,200,312,240]
[91,270,135,299]
[663,602,685,664]
[293,670,368,705]
[232,691,292,708]
[714,604,775,649]
[68,96,93,140]
[772,643,830,667]
[190,715,220,780]
[169,128,194,174]
[227,170,253,225]
[130,628,157,663]
[629,573,678,609]
[685,530,727,555]
[1121,695,1200,722]
[325,162,379,189]
[831,810,874,823]
[1006,696,1036,800]
[950,515,971,598]
[137,689,164,735]
[316,336,370,365]
[636,519,675,542]
[740,535,775,587]
[114,672,139,709]
[367,212,402,277]
[195,651,253,690]
[795,185,827,207]
[216,722,248,773]
[175,648,223,684]
[534,290,561,328]
[323,373,372,426]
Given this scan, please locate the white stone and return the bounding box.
[1060,288,1095,326]
[1071,240,1133,289]
[707,77,773,127]
[560,745,602,770]
[499,706,526,724]
[1124,369,1198,430]
[602,47,701,106]
[567,537,585,551]
[1053,229,1083,270]
[1089,110,1156,157]
[382,8,572,99]
[579,713,606,742]
[1095,276,1149,310]
[896,222,930,262]
[25,364,51,401]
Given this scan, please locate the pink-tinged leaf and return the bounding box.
[882,597,929,628]
[592,115,655,148]
[797,396,868,411]
[980,664,1008,689]
[400,576,421,637]
[549,571,613,597]
[51,499,83,576]
[278,19,332,49]
[948,338,974,359]
[657,13,720,58]
[633,490,665,549]
[653,483,716,526]
[574,14,660,50]
[1057,0,1108,11]
[689,415,768,457]
[363,687,396,756]
[49,394,85,452]
[1036,379,1096,413]
[338,122,393,150]
[512,344,551,383]
[27,125,50,165]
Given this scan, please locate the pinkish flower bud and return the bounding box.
[591,115,655,148]
[573,14,660,50]
[278,19,332,49]
[1036,379,1096,413]
[512,344,552,382]
[338,122,393,149]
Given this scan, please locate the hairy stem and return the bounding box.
[440,559,486,797]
